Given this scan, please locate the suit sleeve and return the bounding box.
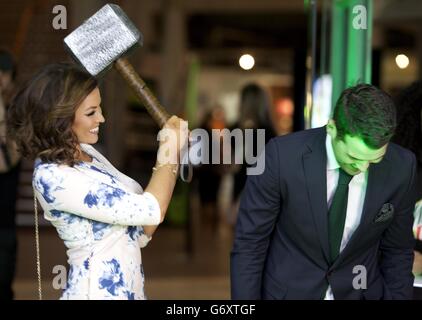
[230,138,281,299]
[379,152,417,299]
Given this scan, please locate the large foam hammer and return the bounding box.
[64,4,192,182]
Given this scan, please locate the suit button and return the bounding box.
[326,271,333,277]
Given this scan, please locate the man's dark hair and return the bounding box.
[333,83,396,149]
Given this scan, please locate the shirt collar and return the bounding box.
[326,134,340,170]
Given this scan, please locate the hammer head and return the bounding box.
[64,4,143,77]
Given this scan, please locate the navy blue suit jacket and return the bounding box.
[231,127,417,299]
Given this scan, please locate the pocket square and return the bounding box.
[373,203,394,223]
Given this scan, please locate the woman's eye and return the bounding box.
[86,111,95,116]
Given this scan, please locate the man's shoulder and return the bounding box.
[387,142,416,166]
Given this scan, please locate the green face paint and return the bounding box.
[331,134,387,176]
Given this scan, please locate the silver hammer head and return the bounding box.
[64,3,143,77]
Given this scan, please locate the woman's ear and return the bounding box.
[326,119,337,139]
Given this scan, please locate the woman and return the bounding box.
[7,63,187,300]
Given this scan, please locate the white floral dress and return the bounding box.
[33,144,161,300]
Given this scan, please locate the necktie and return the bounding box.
[328,168,353,263]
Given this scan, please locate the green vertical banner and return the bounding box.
[185,55,200,129]
[330,0,372,112]
[165,180,189,226]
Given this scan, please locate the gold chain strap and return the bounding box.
[33,189,42,300]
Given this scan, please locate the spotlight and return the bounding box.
[239,54,255,70]
[395,54,409,69]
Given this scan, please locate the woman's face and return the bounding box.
[72,87,105,144]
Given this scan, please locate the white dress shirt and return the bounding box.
[324,134,368,299]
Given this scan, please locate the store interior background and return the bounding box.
[0,0,421,299]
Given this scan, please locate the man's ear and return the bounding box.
[326,119,337,139]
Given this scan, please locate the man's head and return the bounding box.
[327,83,396,175]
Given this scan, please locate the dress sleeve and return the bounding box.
[33,164,161,226]
[137,226,152,248]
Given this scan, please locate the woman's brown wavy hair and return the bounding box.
[7,63,98,166]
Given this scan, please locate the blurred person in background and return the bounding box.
[0,49,21,300]
[196,106,226,231]
[229,83,276,225]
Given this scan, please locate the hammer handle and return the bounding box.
[114,57,193,183]
[114,57,170,128]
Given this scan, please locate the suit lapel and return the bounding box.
[333,157,391,267]
[303,129,330,264]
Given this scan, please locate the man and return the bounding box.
[231,84,417,299]
[0,49,20,300]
